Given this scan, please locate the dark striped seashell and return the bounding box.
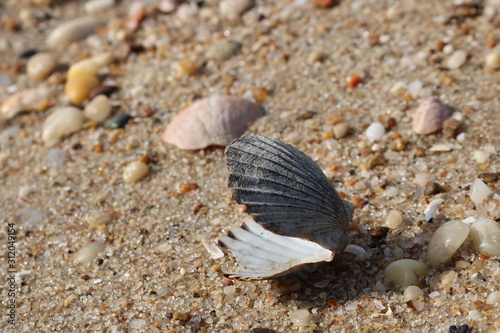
[218,135,354,280]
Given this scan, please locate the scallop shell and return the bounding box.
[412,97,450,135]
[219,134,354,280]
[162,96,264,150]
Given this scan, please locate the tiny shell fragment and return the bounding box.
[74,242,105,264]
[403,285,424,301]
[289,309,312,327]
[1,86,58,119]
[385,210,402,229]
[426,220,470,266]
[469,218,500,256]
[412,97,450,135]
[42,106,84,147]
[46,16,106,48]
[163,96,264,150]
[123,161,149,183]
[383,259,428,286]
[469,178,493,205]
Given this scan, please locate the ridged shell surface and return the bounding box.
[412,97,450,135]
[162,96,264,150]
[220,134,354,279]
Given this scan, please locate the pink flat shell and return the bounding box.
[162,95,264,150]
[412,97,450,135]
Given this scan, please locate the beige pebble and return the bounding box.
[469,178,493,205]
[86,211,111,228]
[158,242,173,253]
[26,53,58,81]
[42,106,84,147]
[123,161,149,183]
[485,49,500,70]
[289,309,312,327]
[403,285,424,301]
[176,59,199,76]
[469,217,500,256]
[84,95,112,122]
[430,270,456,290]
[46,16,106,48]
[426,220,470,266]
[67,52,114,81]
[74,241,105,264]
[206,39,240,61]
[65,75,100,106]
[385,210,402,229]
[447,50,467,69]
[486,291,500,306]
[473,150,490,163]
[1,86,58,119]
[308,50,323,64]
[383,259,428,286]
[333,123,349,139]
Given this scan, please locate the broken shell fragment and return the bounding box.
[469,218,500,256]
[383,259,428,286]
[163,96,264,150]
[412,97,450,135]
[1,86,58,119]
[219,135,354,280]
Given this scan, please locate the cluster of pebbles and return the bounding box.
[0,0,499,332]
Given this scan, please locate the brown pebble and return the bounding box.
[413,147,426,157]
[180,183,199,194]
[348,75,363,88]
[177,59,199,76]
[173,312,191,322]
[81,274,91,280]
[139,154,150,164]
[352,196,368,209]
[253,87,269,103]
[478,172,500,183]
[367,151,386,169]
[311,0,336,9]
[90,85,119,99]
[385,117,397,130]
[391,138,406,151]
[65,75,100,105]
[371,226,390,239]
[425,182,445,196]
[442,117,461,138]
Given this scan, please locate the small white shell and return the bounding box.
[163,96,264,150]
[424,198,444,222]
[412,97,450,135]
[219,135,354,280]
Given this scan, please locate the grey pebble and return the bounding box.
[103,113,132,129]
[206,39,241,61]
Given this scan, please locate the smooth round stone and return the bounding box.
[219,0,253,20]
[67,52,114,81]
[485,49,500,69]
[123,161,149,183]
[403,285,424,301]
[427,220,470,266]
[473,150,490,163]
[289,309,312,327]
[486,291,500,306]
[365,122,385,141]
[447,50,467,69]
[469,178,493,205]
[85,0,115,14]
[65,75,100,105]
[74,241,105,264]
[26,52,58,81]
[206,39,241,61]
[42,106,84,147]
[46,16,106,48]
[469,218,500,256]
[385,210,402,229]
[84,95,112,122]
[333,123,349,139]
[383,259,428,286]
[86,211,111,228]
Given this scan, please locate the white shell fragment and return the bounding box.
[1,86,58,119]
[424,198,444,222]
[412,97,450,135]
[403,285,424,301]
[46,16,106,48]
[74,242,105,264]
[469,218,500,256]
[469,178,493,205]
[289,309,313,327]
[219,135,354,280]
[202,238,224,259]
[426,220,470,266]
[383,259,428,286]
[42,106,84,147]
[163,96,264,150]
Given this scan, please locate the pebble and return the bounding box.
[90,85,118,99]
[250,329,276,333]
[364,122,385,141]
[485,49,500,69]
[158,0,184,13]
[219,0,253,20]
[408,80,423,99]
[469,178,492,205]
[84,0,115,14]
[122,161,149,183]
[473,150,490,163]
[413,172,432,187]
[103,113,132,129]
[1,86,58,119]
[206,39,241,61]
[74,241,105,264]
[175,59,199,76]
[430,270,456,290]
[312,0,336,9]
[333,123,349,139]
[46,16,106,48]
[447,50,467,69]
[412,97,450,135]
[65,75,100,106]
[289,309,312,327]
[44,148,67,169]
[158,242,172,253]
[424,198,444,222]
[403,285,424,301]
[42,106,84,147]
[86,211,111,228]
[385,210,402,229]
[67,53,114,81]
[486,291,500,306]
[469,217,500,256]
[84,95,112,122]
[26,52,58,81]
[383,259,428,286]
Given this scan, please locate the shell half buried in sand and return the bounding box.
[219,134,354,280]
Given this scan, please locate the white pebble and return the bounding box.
[85,0,115,14]
[84,94,112,122]
[424,198,444,222]
[469,178,493,205]
[408,80,423,98]
[468,309,482,320]
[158,242,172,253]
[42,106,84,147]
[74,242,105,264]
[390,81,406,95]
[1,86,58,119]
[86,211,110,228]
[384,186,398,197]
[473,150,490,163]
[202,238,224,259]
[485,49,500,70]
[469,217,500,256]
[486,291,500,306]
[219,0,253,20]
[333,123,349,139]
[365,122,385,141]
[223,285,236,300]
[122,161,149,183]
[385,210,402,229]
[413,172,432,187]
[403,285,423,301]
[46,16,106,48]
[26,53,58,81]
[383,259,428,286]
[289,309,312,327]
[447,50,467,69]
[430,270,456,290]
[426,220,470,266]
[129,319,146,329]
